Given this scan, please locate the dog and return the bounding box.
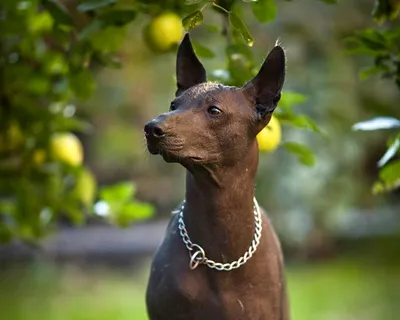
[144,33,289,320]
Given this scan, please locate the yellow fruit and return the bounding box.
[143,12,184,53]
[257,115,282,152]
[75,168,97,207]
[50,132,83,166]
[0,123,24,153]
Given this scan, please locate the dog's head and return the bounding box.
[144,34,285,168]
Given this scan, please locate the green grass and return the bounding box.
[0,256,399,320]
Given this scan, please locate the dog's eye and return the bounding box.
[170,102,176,111]
[207,106,222,116]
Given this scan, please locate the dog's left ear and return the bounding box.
[242,45,286,129]
[176,33,207,97]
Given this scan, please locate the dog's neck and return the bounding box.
[182,141,259,264]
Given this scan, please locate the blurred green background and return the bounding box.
[1,0,400,319]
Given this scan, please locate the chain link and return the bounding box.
[176,198,263,271]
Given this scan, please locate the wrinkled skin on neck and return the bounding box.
[183,137,259,262]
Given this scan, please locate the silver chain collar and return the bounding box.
[174,198,263,271]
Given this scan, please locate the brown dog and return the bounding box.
[144,33,289,320]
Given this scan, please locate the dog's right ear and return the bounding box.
[176,33,206,97]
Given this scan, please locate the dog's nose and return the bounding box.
[144,121,165,138]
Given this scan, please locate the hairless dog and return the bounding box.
[144,33,289,320]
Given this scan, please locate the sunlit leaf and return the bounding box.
[379,160,400,184]
[352,117,400,131]
[77,0,117,12]
[372,179,400,194]
[378,138,400,168]
[117,202,154,227]
[252,0,277,23]
[229,12,254,46]
[100,182,136,206]
[28,11,54,34]
[282,141,316,166]
[182,10,203,31]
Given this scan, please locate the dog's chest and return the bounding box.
[146,229,223,319]
[145,215,284,320]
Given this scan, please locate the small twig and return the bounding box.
[212,2,230,14]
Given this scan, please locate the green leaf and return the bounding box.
[318,0,337,3]
[182,10,203,31]
[228,52,254,86]
[192,41,215,58]
[352,117,400,131]
[69,70,96,100]
[379,160,400,184]
[279,90,308,110]
[100,182,136,206]
[89,26,127,53]
[77,0,117,12]
[359,65,389,80]
[55,116,94,134]
[346,29,389,53]
[372,179,400,194]
[378,137,400,168]
[78,20,103,40]
[26,76,51,95]
[206,24,221,33]
[226,44,254,62]
[278,113,322,135]
[229,12,254,46]
[97,53,122,68]
[28,11,54,34]
[282,141,316,166]
[372,0,400,24]
[99,9,137,26]
[116,202,154,227]
[43,0,73,26]
[252,0,277,23]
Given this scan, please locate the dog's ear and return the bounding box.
[176,33,206,97]
[242,45,285,130]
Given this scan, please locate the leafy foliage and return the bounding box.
[347,0,400,194]
[0,0,154,243]
[6,0,397,244]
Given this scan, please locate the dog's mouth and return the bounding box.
[146,138,184,163]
